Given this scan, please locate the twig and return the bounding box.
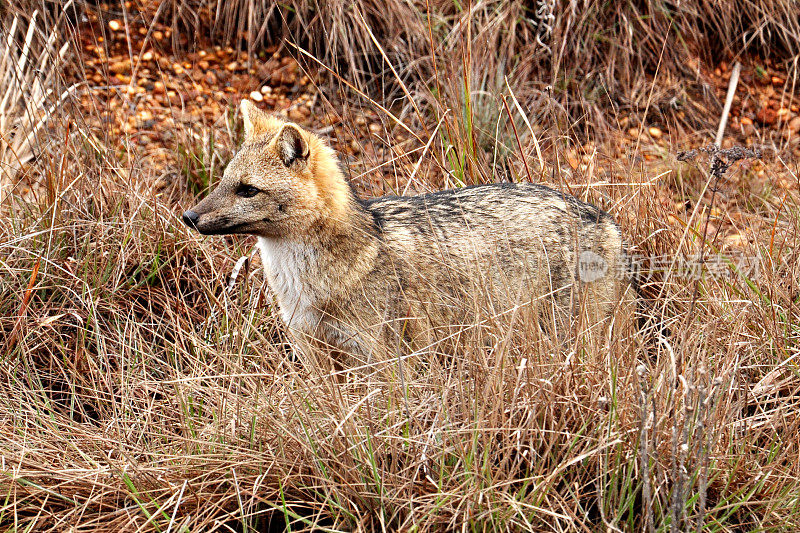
[501,95,533,183]
[4,257,41,353]
[677,144,761,319]
[637,364,656,533]
[671,375,693,533]
[715,62,741,146]
[202,245,259,340]
[505,78,545,173]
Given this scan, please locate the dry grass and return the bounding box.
[1,0,800,531]
[157,0,800,137]
[0,3,75,203]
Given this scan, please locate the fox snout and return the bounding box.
[182,210,200,229]
[182,205,220,234]
[181,190,234,235]
[181,199,242,236]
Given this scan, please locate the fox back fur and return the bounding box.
[184,101,631,369]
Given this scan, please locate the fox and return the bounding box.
[183,100,632,371]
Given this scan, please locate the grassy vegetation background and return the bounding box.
[1,0,799,531]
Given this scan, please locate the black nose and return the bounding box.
[182,210,199,228]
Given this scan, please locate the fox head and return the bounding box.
[183,100,349,238]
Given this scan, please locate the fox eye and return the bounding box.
[236,184,260,198]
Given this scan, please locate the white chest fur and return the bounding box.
[256,236,319,330]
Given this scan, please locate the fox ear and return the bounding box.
[240,99,271,139]
[277,123,310,167]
